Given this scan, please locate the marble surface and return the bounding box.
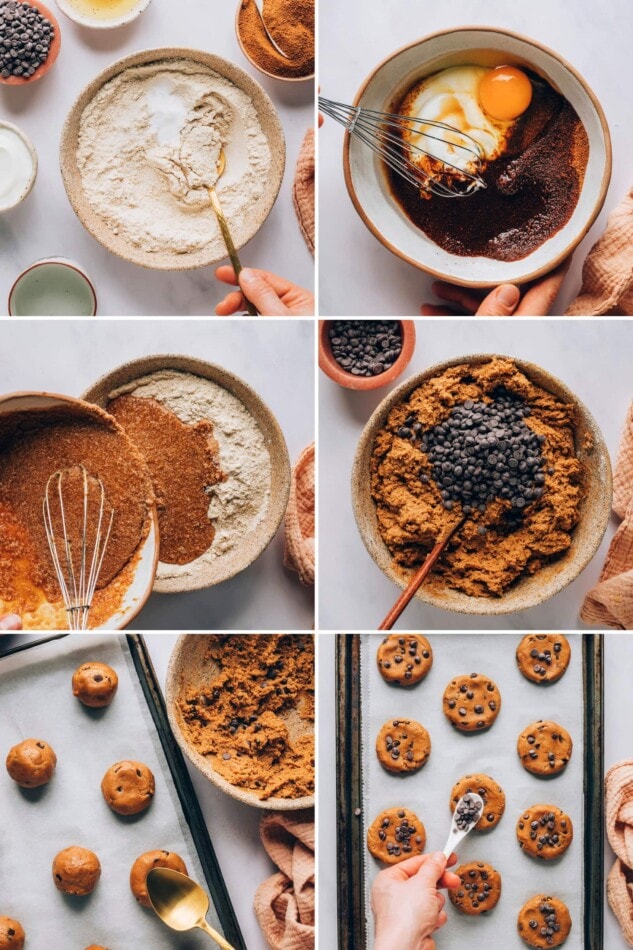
[318,0,632,316]
[0,318,315,629]
[0,0,314,316]
[319,319,630,630]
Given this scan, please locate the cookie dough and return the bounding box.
[85,946,109,949]
[443,673,501,732]
[517,806,573,860]
[516,635,571,684]
[376,719,431,773]
[0,918,25,949]
[450,774,506,831]
[130,850,188,907]
[101,760,155,815]
[518,721,573,777]
[52,846,101,896]
[72,661,119,707]
[448,861,502,915]
[367,807,426,865]
[376,634,433,686]
[517,895,572,947]
[6,738,57,787]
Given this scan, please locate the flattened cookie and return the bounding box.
[0,917,25,949]
[376,719,431,773]
[448,861,501,915]
[517,721,573,777]
[377,635,432,686]
[101,760,155,815]
[450,774,505,831]
[517,895,571,947]
[443,673,501,732]
[367,807,426,865]
[72,661,119,708]
[517,805,573,860]
[516,635,571,684]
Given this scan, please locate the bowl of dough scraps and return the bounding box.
[82,353,291,594]
[0,391,158,630]
[60,47,286,270]
[352,354,612,616]
[166,634,315,810]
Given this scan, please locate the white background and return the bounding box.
[318,0,632,316]
[0,318,315,630]
[319,319,630,631]
[0,0,314,315]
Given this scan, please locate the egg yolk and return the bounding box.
[479,66,533,120]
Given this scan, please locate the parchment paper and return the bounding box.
[0,634,227,949]
[361,633,586,949]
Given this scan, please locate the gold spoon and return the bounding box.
[209,149,258,317]
[147,867,237,949]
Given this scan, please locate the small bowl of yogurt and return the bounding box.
[9,258,97,315]
[0,121,38,212]
[55,0,152,29]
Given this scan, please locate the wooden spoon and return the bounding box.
[208,150,258,316]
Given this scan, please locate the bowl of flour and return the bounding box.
[82,354,290,593]
[60,49,285,270]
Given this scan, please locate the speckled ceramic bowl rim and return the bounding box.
[343,26,613,288]
[60,47,286,271]
[55,0,152,30]
[234,2,315,83]
[8,258,97,316]
[0,121,38,212]
[81,353,291,594]
[352,353,613,616]
[165,634,315,811]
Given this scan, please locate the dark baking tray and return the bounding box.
[335,634,603,950]
[0,633,246,950]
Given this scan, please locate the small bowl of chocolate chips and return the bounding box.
[319,319,416,391]
[0,0,61,85]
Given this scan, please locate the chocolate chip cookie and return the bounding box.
[52,846,101,896]
[517,895,571,947]
[376,635,432,686]
[443,673,501,732]
[101,760,155,816]
[0,917,25,949]
[367,807,426,865]
[130,850,188,906]
[517,805,573,860]
[72,661,119,708]
[448,861,502,915]
[450,774,505,831]
[516,635,571,684]
[376,719,431,773]
[5,738,57,788]
[517,721,573,777]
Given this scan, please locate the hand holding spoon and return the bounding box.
[442,792,484,859]
[147,867,236,949]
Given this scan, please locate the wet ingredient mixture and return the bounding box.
[371,358,586,597]
[178,635,314,800]
[237,0,314,79]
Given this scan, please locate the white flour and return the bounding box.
[77,59,271,256]
[108,370,272,581]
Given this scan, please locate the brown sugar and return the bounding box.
[178,635,314,800]
[237,0,314,79]
[107,394,224,566]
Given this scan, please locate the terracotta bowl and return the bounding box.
[0,391,158,629]
[352,354,613,616]
[165,634,315,811]
[234,2,315,83]
[344,27,612,287]
[0,0,61,85]
[319,320,416,390]
[60,48,286,271]
[82,354,291,594]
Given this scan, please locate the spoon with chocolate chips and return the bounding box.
[442,793,484,859]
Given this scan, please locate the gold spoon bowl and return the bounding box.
[147,867,236,949]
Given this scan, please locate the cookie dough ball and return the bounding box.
[517,721,573,777]
[130,850,188,907]
[72,661,119,708]
[517,895,572,947]
[443,673,501,732]
[367,807,426,865]
[448,861,501,915]
[101,760,155,816]
[376,718,431,773]
[52,846,101,896]
[376,635,432,686]
[516,635,571,684]
[6,738,57,788]
[0,917,25,948]
[450,774,505,831]
[516,805,573,860]
[84,946,110,949]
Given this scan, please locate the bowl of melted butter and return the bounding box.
[55,0,151,29]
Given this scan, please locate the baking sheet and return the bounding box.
[360,633,585,948]
[0,634,226,948]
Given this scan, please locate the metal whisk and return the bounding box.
[319,96,487,198]
[43,465,114,631]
